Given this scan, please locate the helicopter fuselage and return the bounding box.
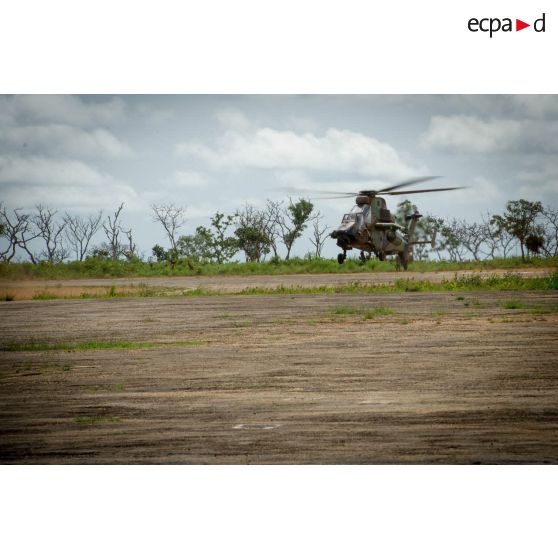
[331,196,410,264]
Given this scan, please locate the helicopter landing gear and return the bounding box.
[337,252,347,264]
[359,251,371,262]
[396,253,408,271]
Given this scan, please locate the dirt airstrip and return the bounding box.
[1,273,557,464]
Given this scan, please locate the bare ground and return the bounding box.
[1,285,557,464]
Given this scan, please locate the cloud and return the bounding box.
[421,115,523,154]
[422,114,558,154]
[0,124,133,158]
[172,170,209,187]
[0,155,139,211]
[177,122,423,180]
[0,95,126,127]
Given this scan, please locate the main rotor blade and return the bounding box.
[273,186,359,196]
[385,186,466,196]
[376,176,441,194]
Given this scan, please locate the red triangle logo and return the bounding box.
[516,19,530,31]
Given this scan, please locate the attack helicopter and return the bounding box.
[326,176,463,269]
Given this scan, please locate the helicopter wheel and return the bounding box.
[359,251,367,262]
[396,254,408,271]
[337,253,346,265]
[378,252,385,261]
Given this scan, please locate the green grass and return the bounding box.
[500,300,525,309]
[1,256,556,280]
[364,307,394,319]
[1,339,208,352]
[330,305,394,319]
[7,270,558,301]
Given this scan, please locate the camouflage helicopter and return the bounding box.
[327,177,463,269]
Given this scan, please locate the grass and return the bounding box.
[330,305,394,319]
[1,256,556,280]
[1,339,208,352]
[5,270,558,301]
[500,300,525,309]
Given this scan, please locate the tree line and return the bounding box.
[1,197,557,265]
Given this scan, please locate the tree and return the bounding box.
[395,200,435,261]
[0,204,40,263]
[525,233,544,256]
[437,218,468,262]
[275,198,314,260]
[33,205,69,263]
[540,206,558,257]
[194,212,238,264]
[235,203,272,262]
[480,212,516,259]
[64,211,103,261]
[491,199,543,262]
[309,212,330,258]
[151,203,187,253]
[102,203,125,261]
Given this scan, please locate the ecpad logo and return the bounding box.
[468,13,546,37]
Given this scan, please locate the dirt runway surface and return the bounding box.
[1,288,558,463]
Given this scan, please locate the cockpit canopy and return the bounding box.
[342,212,360,223]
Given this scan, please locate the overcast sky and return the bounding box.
[1,94,557,259]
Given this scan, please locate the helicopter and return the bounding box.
[326,176,463,269]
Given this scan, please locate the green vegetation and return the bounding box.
[1,255,556,281]
[1,339,208,352]
[500,300,525,309]
[330,305,394,319]
[9,270,558,301]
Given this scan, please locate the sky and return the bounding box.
[1,94,557,260]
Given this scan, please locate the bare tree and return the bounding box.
[151,203,187,253]
[309,212,330,258]
[122,227,139,260]
[540,206,558,257]
[0,204,40,263]
[458,220,487,261]
[263,200,282,258]
[33,205,69,263]
[64,211,103,261]
[103,203,125,261]
[437,218,468,262]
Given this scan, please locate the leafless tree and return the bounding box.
[263,200,282,258]
[33,205,69,263]
[64,211,103,261]
[458,220,487,261]
[309,212,330,258]
[122,227,139,260]
[151,203,187,252]
[103,203,126,261]
[540,206,558,257]
[0,204,40,263]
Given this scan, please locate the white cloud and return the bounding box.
[215,108,252,130]
[177,124,423,180]
[0,95,126,127]
[421,115,522,153]
[172,170,209,187]
[0,125,133,158]
[0,155,139,210]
